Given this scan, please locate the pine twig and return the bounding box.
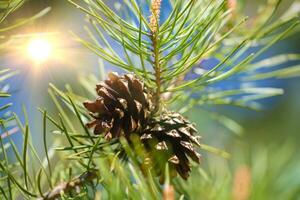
[39,170,98,200]
[150,0,162,113]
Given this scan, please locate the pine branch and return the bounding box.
[150,0,163,113]
[39,170,98,200]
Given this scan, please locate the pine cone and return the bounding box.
[83,72,153,140]
[141,112,202,180]
[83,73,201,180]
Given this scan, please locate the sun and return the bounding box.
[27,38,53,63]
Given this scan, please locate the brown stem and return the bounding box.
[39,170,98,200]
[150,0,162,113]
[152,32,161,113]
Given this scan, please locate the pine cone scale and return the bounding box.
[84,99,107,114]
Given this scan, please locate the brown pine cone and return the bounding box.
[83,72,153,140]
[84,73,202,180]
[141,112,202,180]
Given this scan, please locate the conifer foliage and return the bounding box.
[1,0,300,199]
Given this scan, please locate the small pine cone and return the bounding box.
[83,72,153,140]
[141,112,202,180]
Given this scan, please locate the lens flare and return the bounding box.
[27,38,52,63]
